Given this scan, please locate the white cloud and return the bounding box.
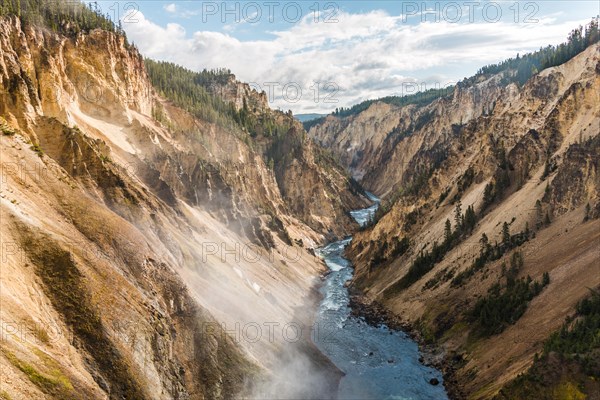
[123,10,590,113]
[163,3,176,13]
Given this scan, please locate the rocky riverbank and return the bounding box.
[348,291,465,399]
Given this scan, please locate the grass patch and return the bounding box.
[553,381,586,400]
[1,117,18,136]
[2,348,72,397]
[0,390,12,400]
[17,226,146,399]
[30,144,44,157]
[414,314,437,345]
[441,321,468,342]
[31,348,73,390]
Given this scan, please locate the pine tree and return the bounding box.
[542,272,550,286]
[454,201,463,233]
[584,203,591,222]
[502,222,511,247]
[444,218,452,247]
[0,0,123,37]
[483,182,495,210]
[475,19,599,86]
[464,205,477,232]
[479,233,489,255]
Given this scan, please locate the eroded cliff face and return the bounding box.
[0,16,362,399]
[190,70,366,239]
[309,44,600,398]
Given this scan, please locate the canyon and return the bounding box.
[0,4,599,400]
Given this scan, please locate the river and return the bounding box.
[313,192,449,400]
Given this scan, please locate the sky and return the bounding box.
[97,1,599,114]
